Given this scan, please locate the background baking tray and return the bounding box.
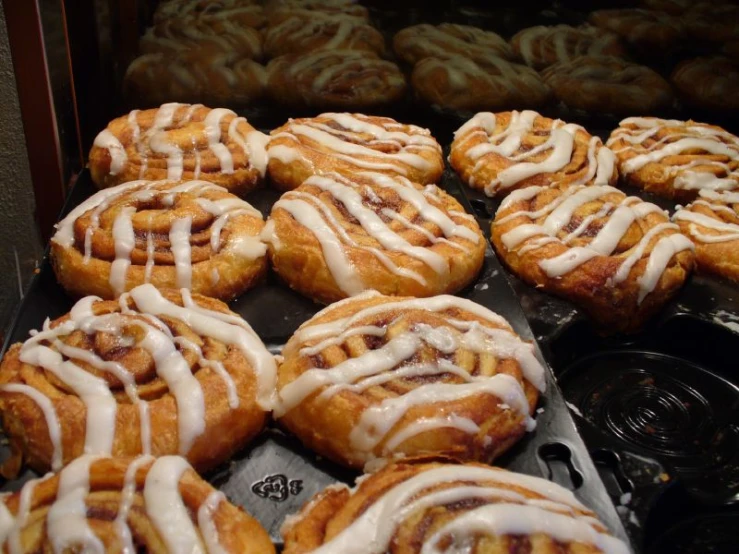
[0,168,631,551]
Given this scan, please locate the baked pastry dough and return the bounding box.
[411,55,551,112]
[684,3,739,43]
[393,23,513,65]
[542,56,673,116]
[511,25,626,69]
[267,113,443,191]
[671,57,739,113]
[274,291,544,468]
[264,14,385,58]
[450,111,617,198]
[492,184,695,332]
[607,117,739,201]
[89,103,268,195]
[124,51,266,108]
[51,179,267,301]
[0,455,275,554]
[0,285,276,476]
[264,0,369,25]
[264,172,484,303]
[282,458,630,554]
[265,50,406,111]
[673,190,739,282]
[589,8,683,54]
[154,0,262,24]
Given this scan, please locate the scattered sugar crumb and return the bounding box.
[476,282,489,291]
[536,407,545,415]
[619,492,632,506]
[565,401,584,418]
[714,309,739,322]
[499,403,511,411]
[629,511,640,527]
[712,317,739,333]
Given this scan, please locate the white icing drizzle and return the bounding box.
[197,491,228,554]
[514,25,622,67]
[93,130,127,175]
[673,190,739,244]
[170,216,193,289]
[115,455,154,554]
[110,207,137,297]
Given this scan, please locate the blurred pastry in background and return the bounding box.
[589,8,684,56]
[640,0,691,14]
[124,51,266,108]
[411,55,551,113]
[266,49,406,111]
[542,56,673,116]
[450,110,617,198]
[607,117,739,201]
[683,3,739,44]
[393,23,513,65]
[510,25,626,70]
[154,0,261,23]
[264,13,385,58]
[671,57,739,114]
[264,0,369,25]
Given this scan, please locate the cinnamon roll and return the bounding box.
[393,23,513,65]
[154,0,262,24]
[50,180,267,301]
[0,455,275,553]
[541,56,673,116]
[274,291,544,468]
[264,14,385,58]
[123,52,266,108]
[411,55,551,113]
[263,172,485,303]
[263,0,369,25]
[265,50,406,111]
[673,190,739,282]
[0,285,276,476]
[450,111,618,199]
[282,458,630,554]
[266,113,443,191]
[511,25,627,70]
[670,57,739,113]
[684,3,739,43]
[588,9,684,54]
[492,185,695,332]
[606,117,739,201]
[89,103,268,195]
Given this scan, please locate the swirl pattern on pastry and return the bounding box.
[492,185,695,331]
[265,50,406,111]
[154,0,262,24]
[411,55,551,112]
[51,180,267,301]
[393,23,513,65]
[274,291,544,468]
[281,458,629,554]
[90,103,269,195]
[266,113,442,191]
[542,56,673,116]
[0,285,276,475]
[606,117,739,200]
[673,190,739,282]
[588,9,684,53]
[450,111,617,198]
[670,57,739,113]
[263,0,369,25]
[511,25,627,69]
[0,455,275,554]
[263,172,484,302]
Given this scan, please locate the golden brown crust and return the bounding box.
[670,57,739,113]
[0,456,275,554]
[274,293,541,469]
[674,190,739,282]
[606,117,739,202]
[411,55,551,113]
[450,111,618,198]
[89,104,268,196]
[393,23,513,65]
[588,8,684,53]
[264,172,484,303]
[265,50,406,111]
[282,458,625,553]
[0,289,270,475]
[542,56,673,116]
[491,184,695,332]
[266,113,443,192]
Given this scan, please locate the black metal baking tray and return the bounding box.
[0,167,630,551]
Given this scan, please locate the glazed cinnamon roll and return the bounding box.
[89,103,268,195]
[674,190,739,282]
[0,285,276,476]
[450,111,617,199]
[607,117,739,201]
[393,23,513,65]
[266,113,443,191]
[671,57,739,113]
[0,455,275,553]
[411,55,551,112]
[50,180,267,301]
[265,50,406,111]
[511,25,627,69]
[274,291,544,468]
[542,56,673,116]
[282,458,629,554]
[492,185,695,332]
[264,0,369,25]
[589,8,684,54]
[154,0,262,24]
